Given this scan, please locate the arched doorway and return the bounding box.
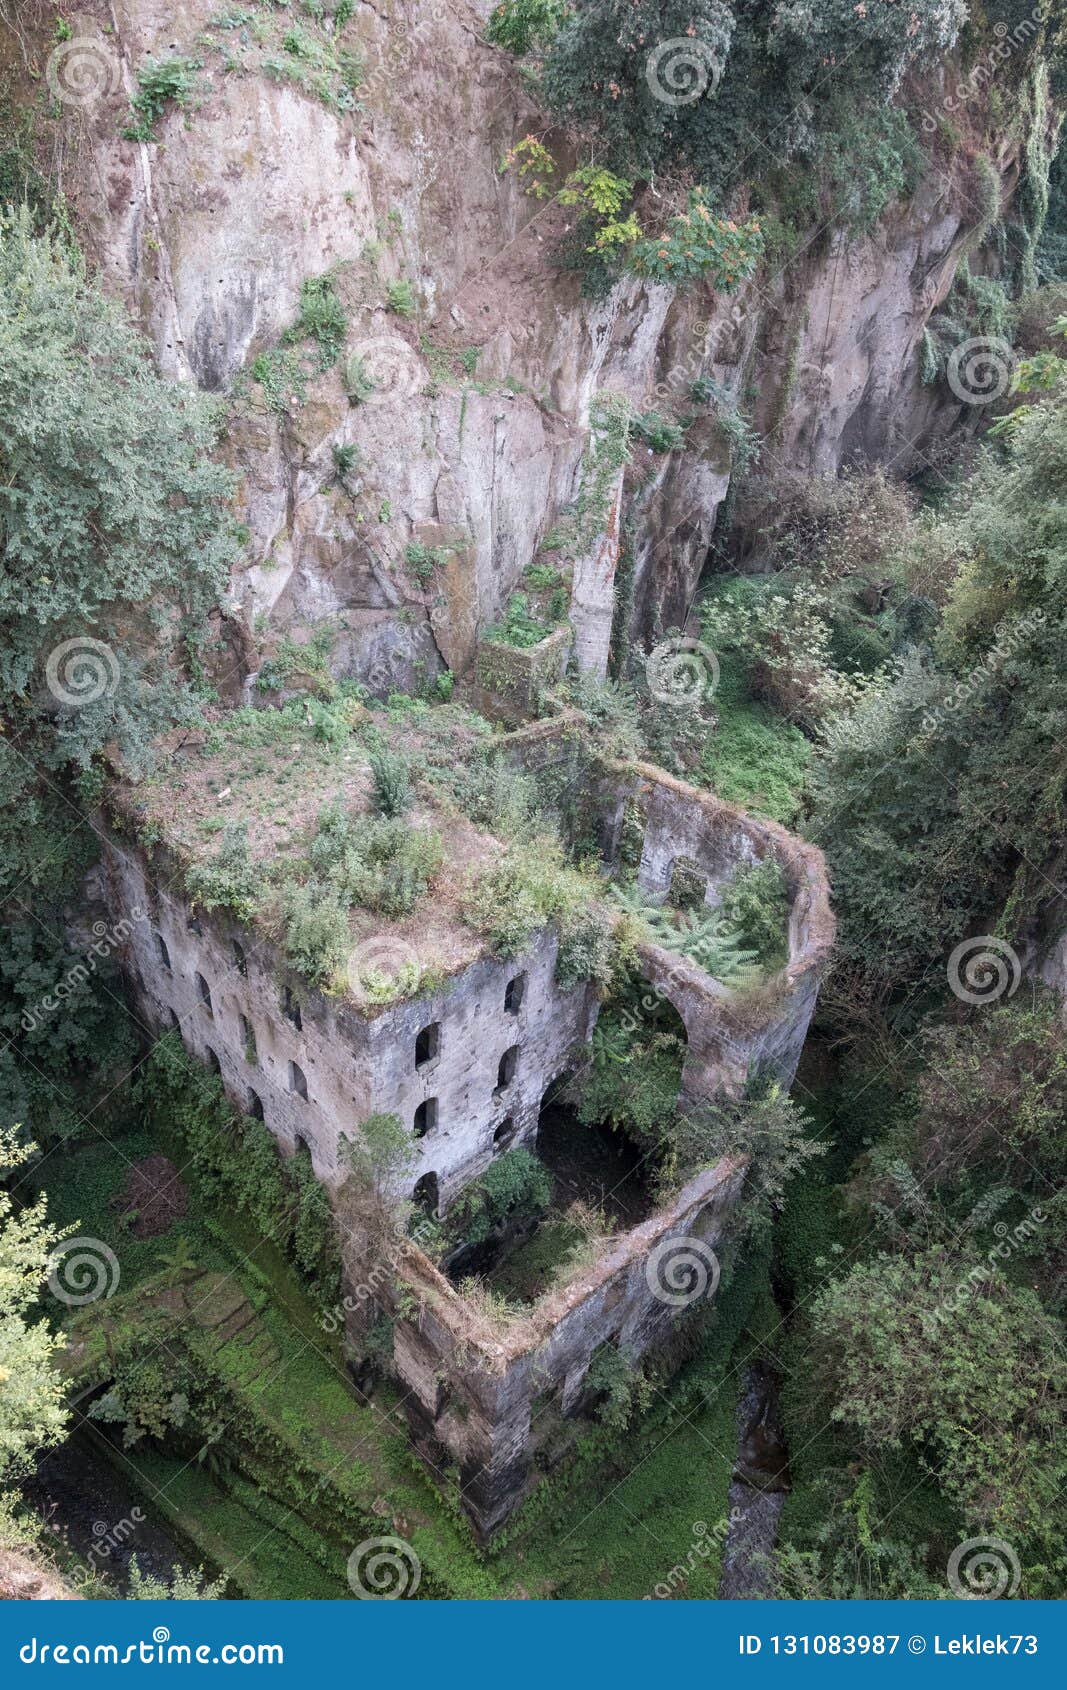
[413,1171,439,1218]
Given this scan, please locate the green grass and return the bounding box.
[487,1216,586,1303]
[698,650,811,824]
[36,1109,765,1599]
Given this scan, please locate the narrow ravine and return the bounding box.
[719,1360,791,1599]
[21,1423,198,1596]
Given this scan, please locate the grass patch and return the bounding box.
[36,1105,763,1598]
[698,649,811,824]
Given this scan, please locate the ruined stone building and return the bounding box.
[105,700,833,1536]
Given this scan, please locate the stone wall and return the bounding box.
[471,625,572,724]
[622,762,835,1098]
[568,471,624,680]
[104,835,598,1209]
[389,1154,746,1538]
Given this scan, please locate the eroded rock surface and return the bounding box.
[3,1,1040,679]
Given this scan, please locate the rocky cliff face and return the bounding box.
[4,0,1046,686]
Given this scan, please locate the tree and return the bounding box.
[812,371,1067,1002]
[0,917,136,1147]
[535,1,972,189]
[806,1246,1067,1553]
[0,208,238,774]
[0,1126,68,1488]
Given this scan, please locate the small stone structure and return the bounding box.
[619,761,834,1101]
[472,625,572,722]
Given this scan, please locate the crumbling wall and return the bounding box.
[105,835,598,1206]
[622,763,835,1096]
[389,1155,746,1538]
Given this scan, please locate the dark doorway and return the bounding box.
[413,1171,439,1217]
[415,1021,440,1068]
[414,1097,438,1138]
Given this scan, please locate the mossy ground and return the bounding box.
[697,651,811,826]
[35,1102,766,1600]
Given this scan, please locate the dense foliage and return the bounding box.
[0,1127,67,1492]
[812,372,1067,1004]
[0,211,236,775]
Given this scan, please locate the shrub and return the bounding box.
[629,192,763,290]
[485,0,567,55]
[702,577,875,728]
[483,591,555,648]
[449,755,539,837]
[337,818,442,919]
[280,881,351,988]
[770,0,967,99]
[344,1110,416,1197]
[585,1342,642,1430]
[449,1146,552,1245]
[913,997,1067,1205]
[719,860,790,972]
[185,824,260,922]
[309,801,440,918]
[123,57,199,142]
[368,747,411,816]
[249,346,306,413]
[289,273,347,369]
[462,838,610,971]
[137,1035,340,1307]
[385,279,417,317]
[639,902,759,986]
[577,986,688,1158]
[668,1080,824,1215]
[404,540,449,586]
[755,467,915,586]
[498,134,557,198]
[806,1246,1065,1550]
[0,211,236,774]
[332,441,359,477]
[555,907,615,989]
[631,410,685,453]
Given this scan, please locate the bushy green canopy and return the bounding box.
[812,375,1067,993]
[0,209,237,770]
